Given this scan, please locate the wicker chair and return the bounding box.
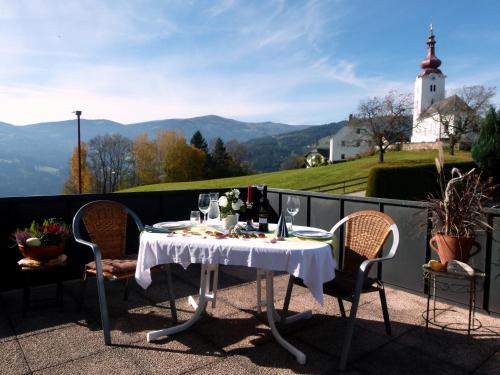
[282,210,399,371]
[72,200,177,345]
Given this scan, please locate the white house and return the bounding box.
[313,120,372,163]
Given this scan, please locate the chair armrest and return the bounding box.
[126,208,144,232]
[359,223,399,273]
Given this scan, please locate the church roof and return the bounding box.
[420,95,470,117]
[418,25,443,77]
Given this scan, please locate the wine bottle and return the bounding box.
[258,185,270,232]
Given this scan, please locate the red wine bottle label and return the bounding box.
[258,217,268,224]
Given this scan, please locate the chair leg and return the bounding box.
[123,278,130,301]
[95,273,112,345]
[337,297,347,318]
[379,285,392,336]
[77,272,88,312]
[339,293,361,371]
[281,275,295,323]
[164,264,178,324]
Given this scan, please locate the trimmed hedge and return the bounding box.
[366,161,477,200]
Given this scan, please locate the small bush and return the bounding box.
[366,161,477,200]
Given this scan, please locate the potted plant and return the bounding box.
[218,189,246,229]
[427,146,491,266]
[13,218,72,261]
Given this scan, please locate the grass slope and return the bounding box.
[121,150,472,193]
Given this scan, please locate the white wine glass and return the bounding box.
[286,196,300,231]
[198,194,210,222]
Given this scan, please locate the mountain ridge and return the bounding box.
[0,115,316,197]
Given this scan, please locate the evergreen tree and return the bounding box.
[209,138,233,178]
[472,107,500,171]
[190,130,208,153]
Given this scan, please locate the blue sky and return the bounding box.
[0,0,498,125]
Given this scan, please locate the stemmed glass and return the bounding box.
[286,196,300,231]
[198,194,210,223]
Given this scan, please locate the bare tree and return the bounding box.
[88,134,133,193]
[354,90,413,163]
[419,85,496,155]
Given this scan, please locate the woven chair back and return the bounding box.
[343,211,395,274]
[81,201,128,259]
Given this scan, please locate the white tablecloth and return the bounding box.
[135,230,336,305]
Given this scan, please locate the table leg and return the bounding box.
[257,269,312,324]
[146,264,215,342]
[264,270,307,365]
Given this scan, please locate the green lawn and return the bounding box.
[120,150,472,194]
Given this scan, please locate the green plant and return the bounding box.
[472,106,500,170]
[13,218,71,246]
[427,146,490,237]
[366,161,476,200]
[217,189,246,218]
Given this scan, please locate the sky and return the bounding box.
[0,0,499,126]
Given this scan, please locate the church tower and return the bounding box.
[413,25,446,126]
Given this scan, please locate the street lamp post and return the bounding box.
[74,110,82,194]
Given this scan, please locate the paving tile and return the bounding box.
[396,323,500,372]
[122,331,224,375]
[244,340,348,375]
[0,339,31,375]
[32,347,143,375]
[353,288,434,338]
[473,349,500,375]
[18,323,105,371]
[350,341,466,375]
[141,273,199,305]
[195,309,273,353]
[189,356,255,374]
[0,311,15,342]
[292,314,390,361]
[2,287,95,339]
[218,281,260,310]
[275,289,344,319]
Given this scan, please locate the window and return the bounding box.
[341,154,345,159]
[430,84,436,92]
[356,128,361,134]
[341,141,346,147]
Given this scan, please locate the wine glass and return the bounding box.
[286,196,300,230]
[198,194,210,222]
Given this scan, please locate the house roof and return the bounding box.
[420,95,470,118]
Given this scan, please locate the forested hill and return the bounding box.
[245,121,346,172]
[0,115,309,197]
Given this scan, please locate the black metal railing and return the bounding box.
[0,188,499,315]
[301,177,367,194]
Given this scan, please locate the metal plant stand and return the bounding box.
[422,265,485,336]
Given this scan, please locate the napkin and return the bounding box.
[143,225,171,233]
[275,212,289,237]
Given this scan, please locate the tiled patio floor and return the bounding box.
[0,264,499,374]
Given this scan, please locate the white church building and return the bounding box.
[314,25,467,165]
[411,25,468,143]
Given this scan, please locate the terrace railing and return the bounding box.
[0,187,498,315]
[301,176,367,194]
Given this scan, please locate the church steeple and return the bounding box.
[418,24,443,77]
[412,24,446,142]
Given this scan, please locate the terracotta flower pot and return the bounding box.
[18,243,65,261]
[429,234,480,266]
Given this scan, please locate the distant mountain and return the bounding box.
[0,115,309,197]
[245,121,346,172]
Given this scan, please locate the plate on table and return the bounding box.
[292,228,332,239]
[153,221,190,230]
